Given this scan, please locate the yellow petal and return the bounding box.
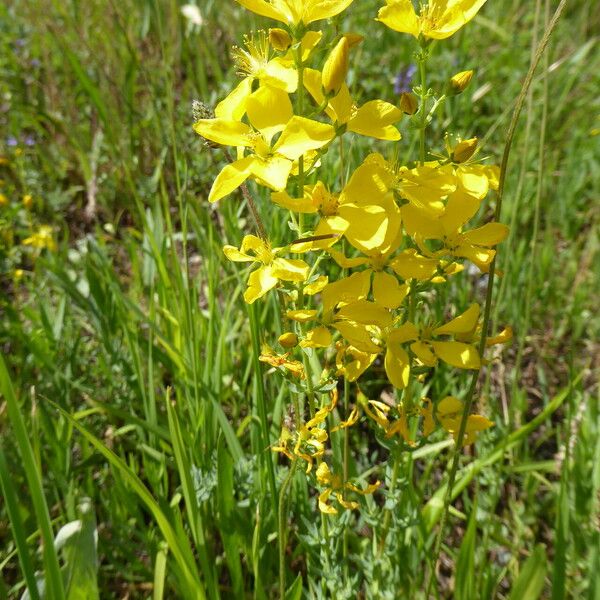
[431,341,480,369]
[316,461,332,485]
[235,0,287,21]
[318,489,338,514]
[271,189,317,213]
[305,0,355,24]
[215,78,253,120]
[433,304,480,336]
[223,245,253,262]
[262,58,298,92]
[208,157,254,202]
[335,493,359,510]
[441,190,482,233]
[340,203,390,253]
[331,406,359,432]
[304,275,328,295]
[334,321,380,354]
[387,322,419,345]
[249,155,292,191]
[322,270,371,314]
[372,271,409,309]
[390,249,439,281]
[286,309,318,322]
[336,300,393,329]
[274,116,335,160]
[486,326,513,347]
[410,341,437,367]
[348,100,402,141]
[328,249,369,269]
[271,257,309,282]
[246,86,293,143]
[300,326,332,348]
[193,118,252,147]
[462,223,509,246]
[377,0,420,38]
[385,343,410,389]
[244,266,278,303]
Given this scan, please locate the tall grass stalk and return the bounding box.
[427,0,569,590]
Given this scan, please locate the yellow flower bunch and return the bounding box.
[197,0,505,514]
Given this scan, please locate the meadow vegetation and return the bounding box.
[0,0,599,598]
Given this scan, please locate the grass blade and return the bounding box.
[0,356,65,600]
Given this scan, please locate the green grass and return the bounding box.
[1,0,599,598]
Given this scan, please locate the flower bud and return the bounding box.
[269,28,292,51]
[449,70,474,94]
[399,92,418,115]
[278,332,299,348]
[452,138,478,163]
[23,194,33,209]
[322,36,349,94]
[0,193,8,207]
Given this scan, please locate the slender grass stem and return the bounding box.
[426,0,568,592]
[278,459,298,599]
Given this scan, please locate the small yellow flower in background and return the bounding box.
[377,0,488,40]
[436,396,494,446]
[236,0,355,26]
[223,234,310,303]
[0,157,9,166]
[22,194,33,209]
[14,268,25,281]
[22,225,57,252]
[0,193,8,207]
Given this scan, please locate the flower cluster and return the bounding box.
[195,0,509,514]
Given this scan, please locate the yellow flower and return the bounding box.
[260,345,306,377]
[0,193,8,207]
[437,396,493,446]
[396,304,482,370]
[194,86,335,202]
[377,0,488,40]
[236,0,355,26]
[272,158,401,254]
[273,391,338,472]
[316,462,379,514]
[223,234,310,303]
[303,69,403,141]
[22,194,33,209]
[22,225,57,252]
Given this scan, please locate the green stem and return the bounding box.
[295,43,306,234]
[426,0,568,592]
[418,51,428,165]
[278,459,298,599]
[249,303,279,514]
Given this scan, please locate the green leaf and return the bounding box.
[454,499,477,600]
[508,544,547,600]
[285,574,303,600]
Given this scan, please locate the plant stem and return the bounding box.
[418,50,428,165]
[426,0,568,592]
